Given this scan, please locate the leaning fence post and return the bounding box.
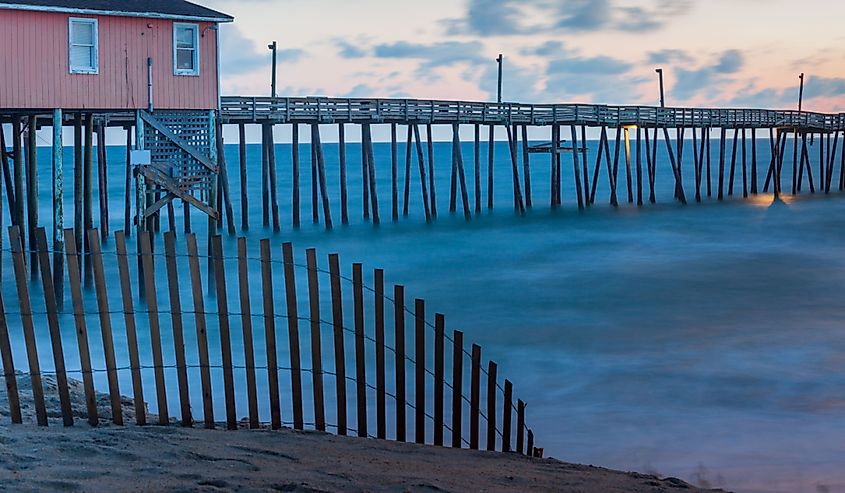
[353,263,368,438]
[470,344,481,450]
[163,231,192,427]
[433,313,445,446]
[374,268,386,439]
[186,233,214,428]
[305,248,326,432]
[282,242,304,430]
[328,254,348,436]
[486,361,498,451]
[237,237,260,429]
[61,229,98,426]
[0,286,21,424]
[451,329,464,448]
[114,230,146,425]
[527,429,535,458]
[260,239,282,430]
[394,285,406,442]
[138,231,169,425]
[34,227,74,427]
[503,379,513,453]
[414,298,425,444]
[211,235,237,431]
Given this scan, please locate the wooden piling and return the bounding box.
[581,126,590,204]
[312,124,333,229]
[35,228,74,427]
[728,128,739,196]
[644,127,654,203]
[238,124,248,230]
[550,125,559,207]
[234,238,259,429]
[792,128,799,195]
[353,263,367,438]
[363,124,380,224]
[390,124,398,221]
[426,124,437,218]
[83,114,93,282]
[305,248,326,432]
[362,126,369,221]
[282,242,304,430]
[216,123,236,235]
[338,124,348,225]
[718,127,726,200]
[12,118,24,249]
[433,313,445,446]
[474,124,481,213]
[25,117,38,279]
[374,269,387,439]
[291,124,300,228]
[693,128,702,202]
[114,231,146,425]
[623,127,633,203]
[589,127,607,204]
[52,111,65,309]
[267,125,280,231]
[9,226,47,426]
[610,127,621,206]
[487,125,494,210]
[394,284,407,442]
[62,229,98,427]
[185,233,214,428]
[139,231,169,425]
[259,239,282,429]
[486,361,497,452]
[469,344,481,450]
[521,125,532,208]
[163,232,192,427]
[571,125,584,209]
[411,125,432,222]
[741,128,748,197]
[453,124,471,219]
[95,124,108,240]
[636,126,643,206]
[661,127,687,204]
[328,254,348,436]
[505,125,526,213]
[403,126,412,217]
[451,329,464,448]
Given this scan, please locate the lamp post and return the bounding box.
[798,72,805,111]
[268,41,277,98]
[496,54,503,103]
[655,68,665,108]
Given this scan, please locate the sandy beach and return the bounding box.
[0,374,724,492]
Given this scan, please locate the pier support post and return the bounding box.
[521,125,532,208]
[570,125,584,209]
[238,123,248,231]
[25,116,39,279]
[291,123,300,228]
[340,124,349,224]
[427,124,437,218]
[487,125,494,210]
[52,110,65,309]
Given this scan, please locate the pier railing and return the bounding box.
[0,225,539,456]
[221,96,845,131]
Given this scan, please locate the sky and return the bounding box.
[205,0,845,113]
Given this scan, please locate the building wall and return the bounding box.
[0,9,219,110]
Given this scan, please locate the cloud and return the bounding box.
[713,50,744,74]
[805,76,845,99]
[219,24,267,75]
[373,41,486,74]
[548,55,632,76]
[336,39,368,58]
[520,41,567,58]
[670,50,746,101]
[648,49,694,65]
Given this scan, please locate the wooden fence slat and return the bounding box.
[374,268,386,439]
[282,242,304,430]
[163,232,191,427]
[0,282,22,424]
[211,235,237,430]
[451,329,464,448]
[414,299,425,444]
[517,399,525,455]
[306,248,326,432]
[502,379,513,453]
[34,228,74,427]
[394,285,406,442]
[237,238,259,429]
[527,429,534,457]
[9,226,46,426]
[61,229,97,426]
[486,361,497,451]
[115,230,146,425]
[353,263,367,438]
[88,230,123,425]
[433,313,445,446]
[260,239,282,429]
[470,343,481,450]
[186,233,214,428]
[138,231,169,425]
[328,254,348,436]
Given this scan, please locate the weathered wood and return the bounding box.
[87,230,121,424]
[550,125,559,206]
[12,118,25,250]
[750,129,758,195]
[505,125,526,213]
[238,124,249,230]
[62,229,98,427]
[487,125,494,210]
[353,263,367,438]
[636,126,643,206]
[25,118,38,278]
[305,248,326,432]
[291,123,300,228]
[651,127,659,201]
[474,124,481,213]
[364,124,380,224]
[361,126,369,221]
[825,131,840,193]
[412,125,432,222]
[415,298,425,444]
[83,114,93,283]
[339,124,349,224]
[661,127,687,204]
[705,129,712,197]
[610,127,621,206]
[433,313,445,446]
[570,125,584,209]
[451,329,464,448]
[282,242,304,430]
[644,127,654,204]
[35,228,74,427]
[517,399,525,454]
[521,125,532,208]
[486,361,497,452]
[469,344,481,450]
[312,124,333,229]
[728,128,739,196]
[236,237,259,429]
[394,284,407,442]
[216,122,236,235]
[9,226,47,426]
[114,230,146,425]
[267,124,280,231]
[741,128,748,197]
[450,127,458,213]
[693,128,702,202]
[453,124,471,219]
[138,231,169,425]
[581,126,590,204]
[502,379,513,453]
[261,125,270,227]
[374,268,387,439]
[94,125,107,241]
[426,124,437,218]
[260,239,282,429]
[390,124,398,221]
[210,235,237,430]
[328,254,348,436]
[1,126,16,243]
[589,127,607,204]
[675,127,685,201]
[527,430,535,458]
[792,129,800,195]
[185,233,214,428]
[403,125,412,216]
[623,127,634,203]
[163,232,191,427]
[718,127,727,200]
[0,283,21,424]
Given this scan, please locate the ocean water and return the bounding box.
[2,133,845,493]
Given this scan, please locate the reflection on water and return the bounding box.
[2,138,845,493]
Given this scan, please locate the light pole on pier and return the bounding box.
[268,41,278,98]
[798,72,805,111]
[496,54,503,103]
[655,68,665,108]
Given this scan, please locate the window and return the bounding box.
[173,23,199,76]
[68,18,98,74]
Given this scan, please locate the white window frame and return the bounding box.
[68,17,99,75]
[173,22,200,76]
